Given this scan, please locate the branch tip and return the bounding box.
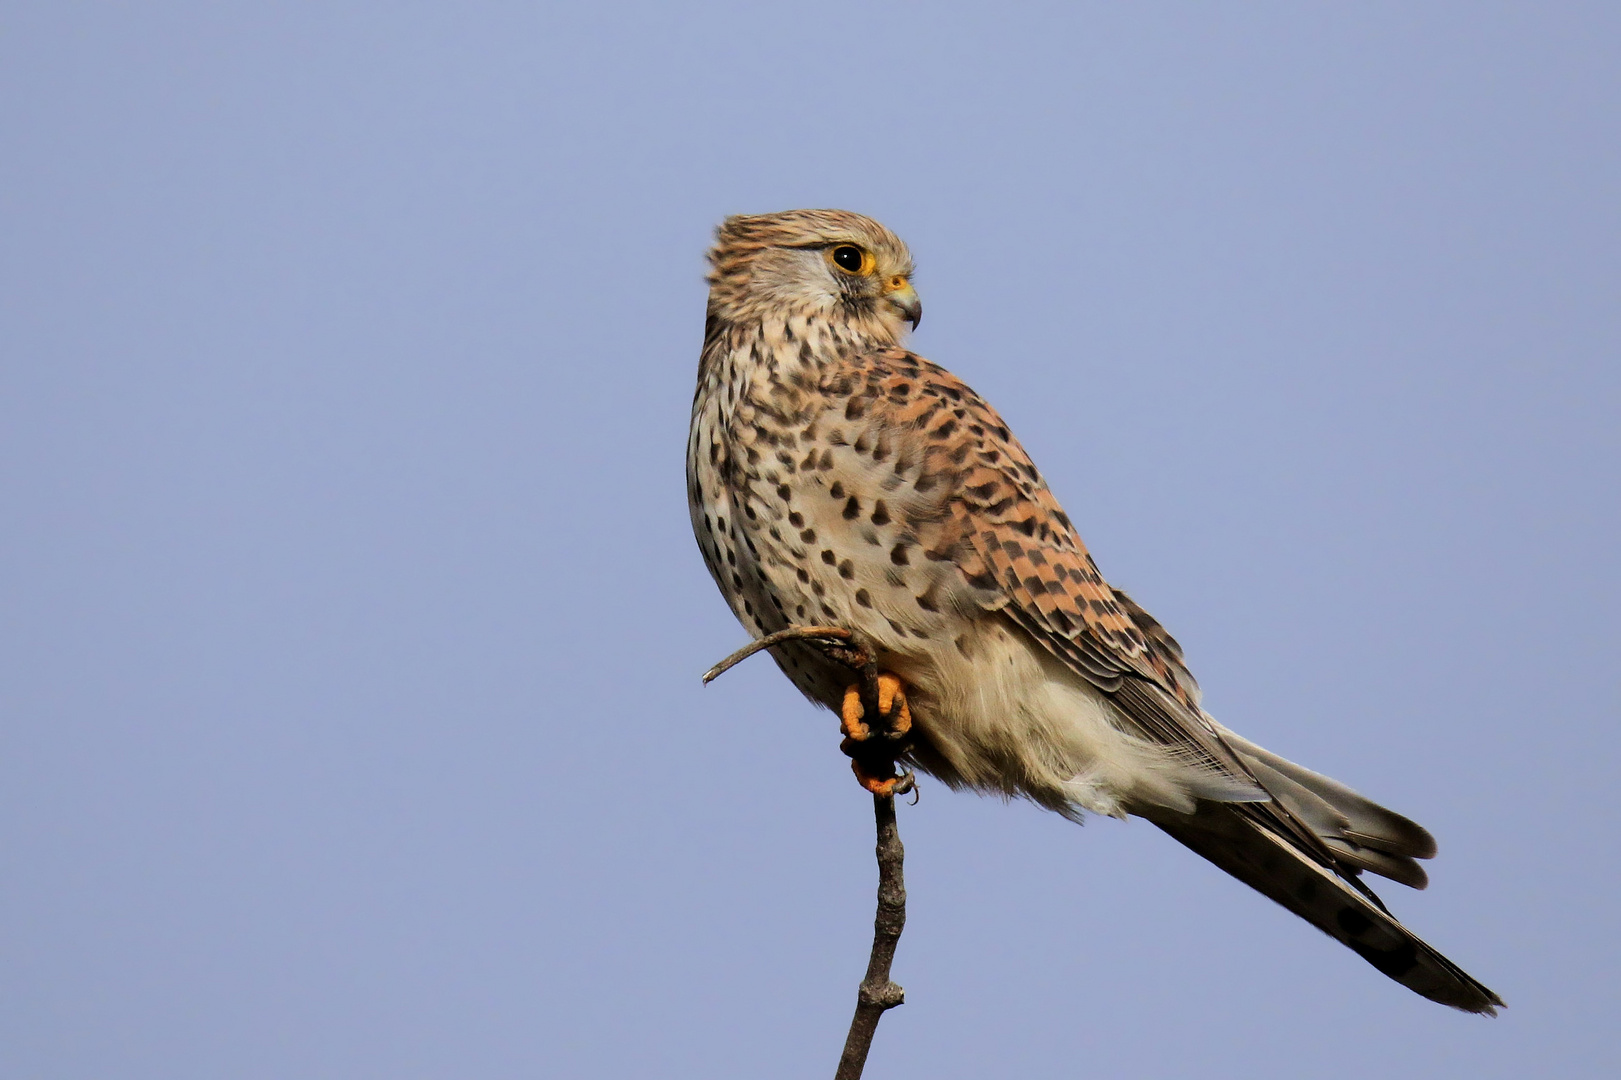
[700,625,853,684]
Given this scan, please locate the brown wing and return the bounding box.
[840,347,1263,790]
[816,347,1424,904]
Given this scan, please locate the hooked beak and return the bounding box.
[882,276,922,330]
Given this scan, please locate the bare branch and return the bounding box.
[700,625,852,684]
[835,792,907,1080]
[702,625,912,1079]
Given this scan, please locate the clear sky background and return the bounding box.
[3,3,1617,1077]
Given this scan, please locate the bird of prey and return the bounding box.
[686,208,1501,1014]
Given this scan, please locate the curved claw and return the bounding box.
[851,760,916,798]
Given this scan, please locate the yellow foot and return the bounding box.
[840,672,912,740]
[850,758,916,798]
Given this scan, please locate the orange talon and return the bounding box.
[876,673,912,736]
[843,674,911,740]
[841,684,869,739]
[855,752,907,794]
[841,672,916,794]
[851,758,912,797]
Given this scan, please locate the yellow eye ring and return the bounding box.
[828,244,875,276]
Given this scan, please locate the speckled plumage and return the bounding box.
[687,209,1500,1014]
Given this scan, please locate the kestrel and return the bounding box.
[687,209,1501,1014]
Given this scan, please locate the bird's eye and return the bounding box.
[830,245,870,275]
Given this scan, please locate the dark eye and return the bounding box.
[831,245,866,273]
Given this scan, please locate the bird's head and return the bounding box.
[705,209,921,343]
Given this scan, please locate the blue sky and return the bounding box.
[3,3,1617,1076]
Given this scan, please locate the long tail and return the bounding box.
[1149,732,1503,1014]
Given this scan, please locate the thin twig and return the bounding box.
[702,625,912,1078]
[700,625,852,684]
[835,793,907,1080]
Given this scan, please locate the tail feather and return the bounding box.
[1320,837,1429,890]
[1216,726,1437,888]
[1151,800,1503,1015]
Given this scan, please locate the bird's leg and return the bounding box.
[840,672,916,797]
